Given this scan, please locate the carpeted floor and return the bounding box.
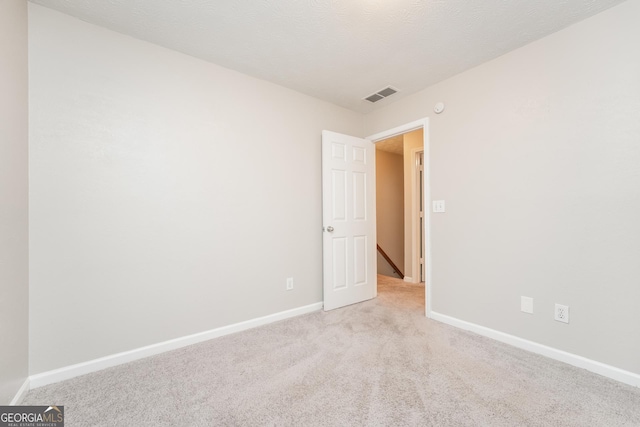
[23,275,640,426]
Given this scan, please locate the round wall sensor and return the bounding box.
[434,102,445,114]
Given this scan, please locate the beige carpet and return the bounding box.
[23,275,640,426]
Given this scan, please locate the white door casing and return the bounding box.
[321,130,377,311]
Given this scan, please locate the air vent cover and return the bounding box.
[364,86,399,103]
[365,93,384,103]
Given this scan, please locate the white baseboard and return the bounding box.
[10,378,30,405]
[430,311,640,388]
[403,277,413,283]
[30,302,323,389]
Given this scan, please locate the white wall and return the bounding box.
[0,0,29,404]
[366,0,640,374]
[28,4,363,374]
[375,149,404,276]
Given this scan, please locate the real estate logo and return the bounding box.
[0,406,64,427]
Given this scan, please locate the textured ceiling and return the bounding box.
[376,135,404,155]
[30,0,626,113]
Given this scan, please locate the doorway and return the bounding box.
[374,130,424,284]
[367,118,431,317]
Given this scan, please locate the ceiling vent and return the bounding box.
[364,86,398,103]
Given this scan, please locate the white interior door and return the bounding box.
[322,130,376,311]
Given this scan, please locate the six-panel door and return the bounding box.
[322,130,376,311]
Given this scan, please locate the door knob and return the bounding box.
[326,226,334,232]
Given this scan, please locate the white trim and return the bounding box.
[403,277,414,283]
[367,118,431,318]
[423,122,431,317]
[431,311,640,388]
[10,378,30,405]
[29,302,323,389]
[410,147,424,284]
[367,118,426,142]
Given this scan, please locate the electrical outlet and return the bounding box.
[554,304,569,323]
[521,296,533,314]
[286,277,294,291]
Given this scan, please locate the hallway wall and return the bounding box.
[375,149,404,277]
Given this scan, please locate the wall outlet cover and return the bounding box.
[554,303,569,323]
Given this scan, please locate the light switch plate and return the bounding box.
[521,296,533,314]
[432,200,446,212]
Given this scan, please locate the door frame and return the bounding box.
[367,118,432,318]
[412,148,425,284]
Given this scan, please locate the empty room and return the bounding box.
[1,0,640,425]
